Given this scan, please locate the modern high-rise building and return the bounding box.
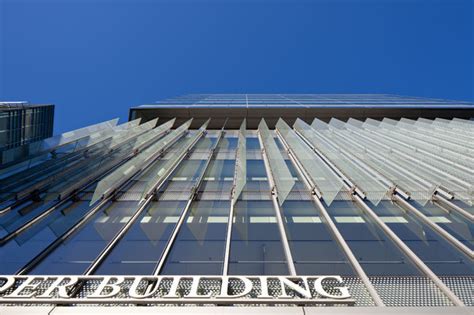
[0,95,472,315]
[0,102,55,167]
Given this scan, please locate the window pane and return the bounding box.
[229,200,288,275]
[161,200,229,275]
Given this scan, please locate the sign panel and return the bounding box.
[0,275,354,305]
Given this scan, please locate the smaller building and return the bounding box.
[0,102,54,151]
[0,102,54,167]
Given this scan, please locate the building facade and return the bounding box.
[0,95,472,314]
[0,102,55,167]
[0,102,54,151]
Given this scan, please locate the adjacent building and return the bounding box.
[0,102,54,167]
[0,102,54,151]
[0,95,472,314]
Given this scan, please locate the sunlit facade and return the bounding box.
[0,95,473,314]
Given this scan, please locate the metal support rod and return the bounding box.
[16,127,185,275]
[0,197,70,245]
[222,199,235,276]
[223,120,244,276]
[344,128,459,200]
[257,131,297,276]
[152,129,224,275]
[0,120,169,214]
[16,196,111,275]
[361,128,472,189]
[85,126,210,276]
[434,195,474,222]
[313,126,473,258]
[394,194,473,258]
[294,128,367,200]
[295,122,465,306]
[0,127,171,245]
[352,193,465,306]
[275,129,385,306]
[312,128,397,198]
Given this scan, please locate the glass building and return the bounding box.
[0,94,473,314]
[0,102,55,167]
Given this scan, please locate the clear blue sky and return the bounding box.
[0,0,472,133]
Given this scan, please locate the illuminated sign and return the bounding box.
[0,275,353,305]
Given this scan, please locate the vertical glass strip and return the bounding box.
[258,119,295,205]
[140,119,209,200]
[276,118,343,205]
[295,119,388,205]
[90,119,190,205]
[233,119,247,201]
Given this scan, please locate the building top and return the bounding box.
[0,102,54,110]
[130,94,474,129]
[137,94,474,108]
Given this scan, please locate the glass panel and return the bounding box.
[281,200,354,275]
[0,118,119,167]
[160,200,229,275]
[258,119,295,205]
[200,159,235,200]
[94,133,217,274]
[0,200,52,236]
[228,200,288,275]
[132,119,175,151]
[29,200,138,275]
[294,118,388,205]
[140,119,209,200]
[108,118,156,149]
[94,201,187,275]
[356,126,474,205]
[90,119,189,205]
[369,200,473,276]
[325,129,436,205]
[326,200,422,276]
[233,119,247,201]
[0,197,93,274]
[276,118,343,205]
[420,201,474,250]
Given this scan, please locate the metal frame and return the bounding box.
[152,125,225,275]
[358,126,473,202]
[0,119,157,213]
[222,121,245,276]
[257,126,297,276]
[351,193,465,306]
[294,127,366,199]
[84,121,212,276]
[0,122,172,245]
[293,122,466,306]
[16,124,188,275]
[433,194,474,222]
[394,195,473,258]
[323,126,473,257]
[275,127,385,306]
[347,127,470,197]
[300,120,473,258]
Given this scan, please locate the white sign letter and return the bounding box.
[278,277,311,299]
[37,276,78,298]
[6,277,44,298]
[0,277,15,294]
[217,276,253,299]
[88,276,124,298]
[313,276,350,299]
[129,276,161,299]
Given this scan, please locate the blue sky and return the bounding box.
[0,0,472,133]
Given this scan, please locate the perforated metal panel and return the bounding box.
[370,277,454,307]
[440,276,473,306]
